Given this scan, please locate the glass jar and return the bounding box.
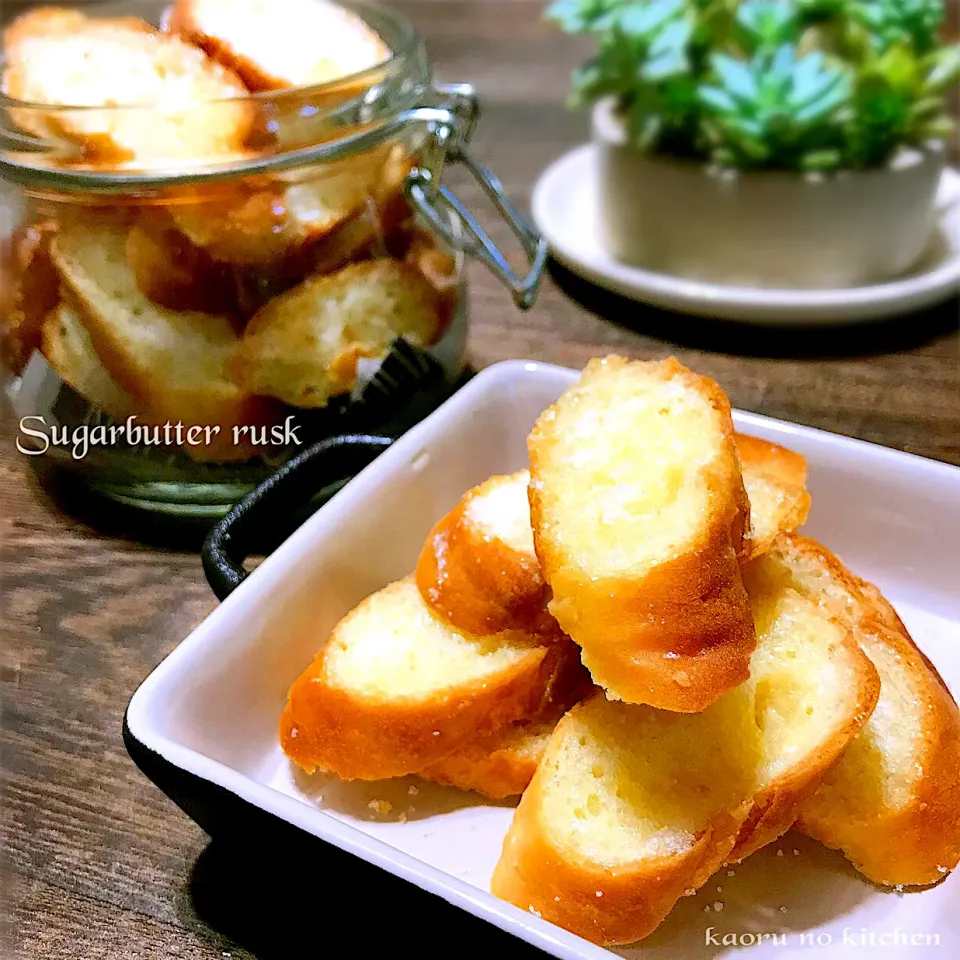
[0,1,545,517]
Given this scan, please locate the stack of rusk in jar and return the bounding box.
[1,1,456,461]
[279,356,960,946]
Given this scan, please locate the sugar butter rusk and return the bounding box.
[416,437,808,637]
[279,577,577,781]
[420,721,559,801]
[39,304,262,465]
[416,470,551,636]
[233,257,443,408]
[491,554,878,946]
[165,0,389,92]
[2,8,252,166]
[51,218,267,462]
[0,220,59,374]
[737,434,811,559]
[726,554,880,863]
[415,436,810,795]
[852,574,955,702]
[125,219,236,315]
[170,145,408,269]
[528,356,755,711]
[41,304,138,422]
[767,535,960,887]
[419,651,594,799]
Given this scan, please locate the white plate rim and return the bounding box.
[532,145,960,324]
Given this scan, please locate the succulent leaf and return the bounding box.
[736,0,797,48]
[800,147,843,168]
[549,0,958,168]
[711,52,761,100]
[851,0,944,55]
[618,0,686,37]
[923,44,960,90]
[698,85,739,112]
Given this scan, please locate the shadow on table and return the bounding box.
[185,836,545,960]
[548,260,960,359]
[28,460,214,552]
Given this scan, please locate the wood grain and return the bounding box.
[2,2,959,958]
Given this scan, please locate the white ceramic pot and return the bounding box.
[593,98,946,289]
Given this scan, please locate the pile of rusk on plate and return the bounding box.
[1,0,454,460]
[281,356,960,946]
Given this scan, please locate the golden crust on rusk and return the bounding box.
[415,436,809,638]
[491,553,879,945]
[50,217,268,462]
[168,146,410,273]
[2,8,253,166]
[527,355,755,711]
[419,650,594,799]
[125,219,236,315]
[1,219,60,374]
[416,470,553,636]
[774,535,960,887]
[726,553,880,862]
[736,434,811,559]
[164,0,389,92]
[279,577,580,781]
[232,257,443,408]
[491,698,751,946]
[40,303,138,421]
[420,723,558,801]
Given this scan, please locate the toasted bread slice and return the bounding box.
[41,304,138,420]
[417,470,551,636]
[491,555,878,945]
[2,9,252,167]
[1,220,59,374]
[170,145,406,268]
[279,577,577,780]
[307,182,411,277]
[737,434,811,558]
[420,648,594,799]
[421,722,559,802]
[2,6,86,41]
[726,555,879,862]
[164,0,389,91]
[169,167,375,267]
[527,356,755,711]
[417,437,808,638]
[51,218,266,462]
[234,258,442,407]
[853,574,957,698]
[491,692,756,946]
[125,219,236,314]
[40,302,259,462]
[764,536,960,886]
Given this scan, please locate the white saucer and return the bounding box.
[532,144,960,325]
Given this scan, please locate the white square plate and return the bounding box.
[125,360,960,959]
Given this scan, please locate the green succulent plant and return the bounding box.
[546,0,960,170]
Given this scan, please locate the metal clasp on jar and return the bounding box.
[404,82,548,310]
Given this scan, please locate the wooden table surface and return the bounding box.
[2,2,959,957]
